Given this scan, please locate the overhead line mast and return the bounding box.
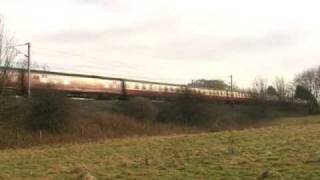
[27,42,31,98]
[10,42,31,98]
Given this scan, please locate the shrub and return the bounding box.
[26,90,69,133]
[122,97,158,122]
[157,91,212,126]
[0,96,29,127]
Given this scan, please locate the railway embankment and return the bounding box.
[0,90,311,149]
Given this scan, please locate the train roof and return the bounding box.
[1,67,249,93]
[1,67,186,87]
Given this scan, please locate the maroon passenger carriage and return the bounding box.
[2,68,251,102]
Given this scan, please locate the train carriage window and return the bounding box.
[164,86,168,92]
[10,75,17,82]
[135,83,140,90]
[63,80,70,85]
[41,78,48,83]
[177,88,181,92]
[149,84,152,90]
[112,81,118,89]
[33,75,40,80]
[153,85,158,91]
[142,84,146,90]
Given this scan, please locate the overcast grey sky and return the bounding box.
[1,0,320,87]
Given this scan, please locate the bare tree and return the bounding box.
[315,66,320,98]
[0,17,18,96]
[252,77,268,98]
[274,76,288,100]
[294,66,320,101]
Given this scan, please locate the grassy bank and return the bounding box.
[0,115,319,179]
[0,96,308,149]
[0,95,310,149]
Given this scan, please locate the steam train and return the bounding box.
[2,68,251,102]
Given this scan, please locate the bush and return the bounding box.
[122,97,158,122]
[157,91,212,126]
[26,90,69,133]
[0,96,30,127]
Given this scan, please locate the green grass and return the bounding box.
[1,116,320,179]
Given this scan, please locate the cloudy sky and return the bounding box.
[1,0,320,87]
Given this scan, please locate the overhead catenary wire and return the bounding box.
[28,46,227,84]
[30,47,189,81]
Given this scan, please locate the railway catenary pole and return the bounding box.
[230,74,233,94]
[230,74,233,104]
[8,42,31,98]
[27,43,31,98]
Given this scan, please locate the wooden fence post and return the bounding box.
[39,130,42,143]
[15,128,19,147]
[81,127,84,137]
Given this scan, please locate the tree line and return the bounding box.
[191,67,319,113]
[294,66,320,100]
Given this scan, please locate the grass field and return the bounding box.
[0,116,320,179]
